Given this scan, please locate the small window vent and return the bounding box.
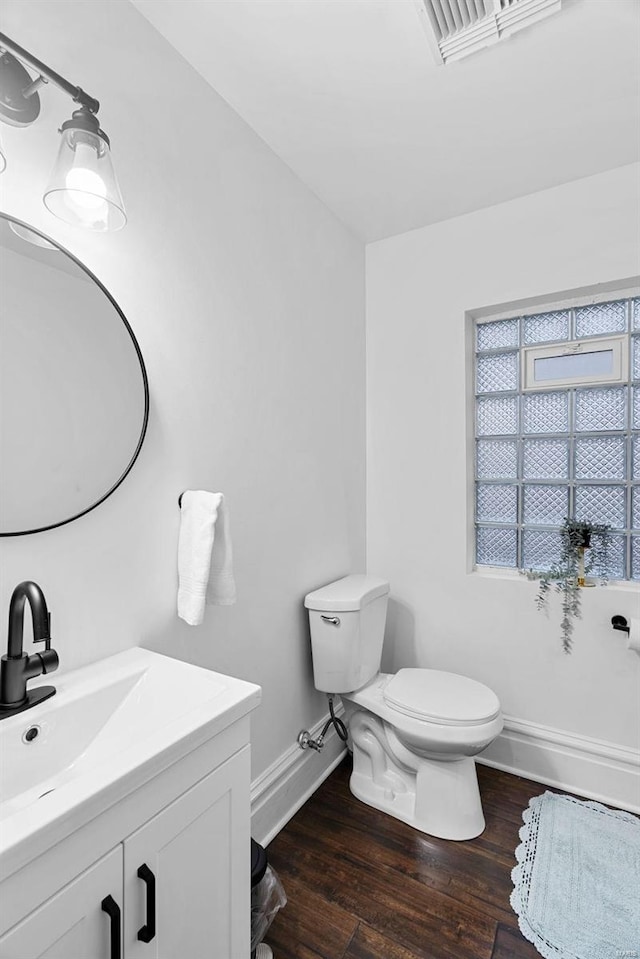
[417,0,563,65]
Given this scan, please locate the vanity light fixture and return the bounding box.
[0,33,126,231]
[8,220,58,250]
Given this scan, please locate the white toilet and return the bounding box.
[305,574,503,841]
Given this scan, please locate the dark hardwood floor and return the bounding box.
[264,759,551,959]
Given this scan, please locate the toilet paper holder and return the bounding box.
[611,615,630,635]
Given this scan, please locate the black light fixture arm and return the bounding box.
[0,31,100,114]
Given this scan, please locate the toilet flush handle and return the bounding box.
[321,615,340,626]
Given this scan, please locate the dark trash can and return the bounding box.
[250,838,286,958]
[251,838,268,889]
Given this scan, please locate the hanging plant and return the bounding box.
[524,517,612,654]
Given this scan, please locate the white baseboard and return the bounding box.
[251,711,640,845]
[478,715,640,814]
[250,705,348,847]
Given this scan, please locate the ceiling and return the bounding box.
[132,0,640,242]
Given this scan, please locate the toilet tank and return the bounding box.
[304,575,390,693]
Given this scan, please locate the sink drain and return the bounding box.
[22,725,41,744]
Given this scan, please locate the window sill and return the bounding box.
[472,566,639,592]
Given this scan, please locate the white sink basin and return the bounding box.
[0,648,260,873]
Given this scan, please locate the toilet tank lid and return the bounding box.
[304,575,390,612]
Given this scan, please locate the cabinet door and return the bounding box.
[0,846,122,959]
[124,746,251,959]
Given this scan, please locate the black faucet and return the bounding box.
[0,581,59,718]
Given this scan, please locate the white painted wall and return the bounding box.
[0,0,365,786]
[366,165,640,761]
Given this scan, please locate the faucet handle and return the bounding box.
[38,648,59,675]
[35,613,58,674]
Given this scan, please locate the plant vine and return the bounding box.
[524,518,612,653]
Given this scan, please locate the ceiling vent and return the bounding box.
[416,0,563,65]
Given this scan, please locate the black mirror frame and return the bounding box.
[0,213,150,537]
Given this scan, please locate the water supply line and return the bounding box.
[298,695,348,752]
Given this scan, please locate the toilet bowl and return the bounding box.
[305,575,503,841]
[342,669,502,840]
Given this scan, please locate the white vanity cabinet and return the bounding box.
[0,651,260,959]
[0,748,250,959]
[123,749,249,959]
[0,847,122,958]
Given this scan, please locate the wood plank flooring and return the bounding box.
[264,759,553,959]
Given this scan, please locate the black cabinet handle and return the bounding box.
[101,895,121,959]
[137,863,157,943]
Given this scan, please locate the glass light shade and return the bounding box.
[9,221,58,249]
[43,128,126,231]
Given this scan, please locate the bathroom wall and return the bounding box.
[0,0,364,805]
[366,164,640,805]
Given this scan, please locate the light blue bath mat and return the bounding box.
[511,791,640,959]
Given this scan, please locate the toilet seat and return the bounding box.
[383,668,500,727]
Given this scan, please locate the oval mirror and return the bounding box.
[0,215,149,535]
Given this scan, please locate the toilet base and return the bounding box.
[348,713,486,840]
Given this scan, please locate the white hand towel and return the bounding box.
[177,490,237,626]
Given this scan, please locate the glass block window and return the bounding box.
[575,300,626,337]
[476,526,517,567]
[523,485,569,526]
[574,436,625,480]
[523,310,570,345]
[522,529,562,571]
[523,438,569,479]
[633,538,640,580]
[476,352,518,393]
[476,396,519,436]
[474,296,639,580]
[632,487,640,531]
[575,387,626,432]
[476,318,519,351]
[523,391,568,434]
